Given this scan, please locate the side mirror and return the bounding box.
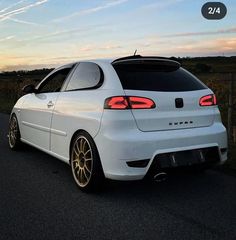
[22,84,36,94]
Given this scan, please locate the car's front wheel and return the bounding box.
[70,131,104,192]
[8,114,21,150]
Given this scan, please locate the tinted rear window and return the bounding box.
[113,63,206,92]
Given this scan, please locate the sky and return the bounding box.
[0,0,236,71]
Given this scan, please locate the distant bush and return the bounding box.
[194,63,212,73]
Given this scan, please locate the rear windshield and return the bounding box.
[113,63,206,92]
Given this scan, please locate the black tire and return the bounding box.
[8,114,21,150]
[70,131,104,192]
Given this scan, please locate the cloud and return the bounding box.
[80,43,122,52]
[0,0,27,13]
[139,0,185,12]
[9,17,44,26]
[16,24,108,44]
[2,36,236,72]
[37,27,93,39]
[53,0,128,22]
[100,44,122,50]
[0,35,14,42]
[0,0,48,22]
[143,37,236,57]
[200,38,236,52]
[163,27,236,38]
[80,45,93,52]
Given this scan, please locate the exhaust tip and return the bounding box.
[153,172,168,182]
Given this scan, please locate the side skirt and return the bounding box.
[21,138,70,165]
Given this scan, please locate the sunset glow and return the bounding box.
[0,0,236,71]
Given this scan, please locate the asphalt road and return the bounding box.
[0,113,236,240]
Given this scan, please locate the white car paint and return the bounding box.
[11,58,228,181]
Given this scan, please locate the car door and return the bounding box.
[20,66,73,151]
[50,62,104,160]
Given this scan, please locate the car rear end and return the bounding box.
[95,57,227,180]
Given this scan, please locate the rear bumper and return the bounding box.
[95,120,227,180]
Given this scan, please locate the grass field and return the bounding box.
[0,95,15,114]
[0,57,235,170]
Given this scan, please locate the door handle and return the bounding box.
[47,101,54,108]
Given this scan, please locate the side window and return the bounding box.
[38,68,71,93]
[65,62,103,91]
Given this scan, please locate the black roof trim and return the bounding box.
[112,55,181,69]
[112,55,181,65]
[112,55,143,63]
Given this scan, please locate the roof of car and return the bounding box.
[56,55,181,69]
[111,56,181,70]
[88,55,180,64]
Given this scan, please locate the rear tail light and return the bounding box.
[104,96,156,109]
[104,96,129,109]
[129,96,155,109]
[199,94,217,106]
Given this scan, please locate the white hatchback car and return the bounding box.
[9,56,227,191]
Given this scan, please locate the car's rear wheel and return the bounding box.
[8,114,21,150]
[70,131,104,192]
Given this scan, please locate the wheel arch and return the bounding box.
[9,112,19,130]
[9,111,22,133]
[9,111,17,120]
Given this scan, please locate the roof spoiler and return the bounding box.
[112,55,181,68]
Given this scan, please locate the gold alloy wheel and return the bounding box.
[9,116,18,148]
[71,136,93,187]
